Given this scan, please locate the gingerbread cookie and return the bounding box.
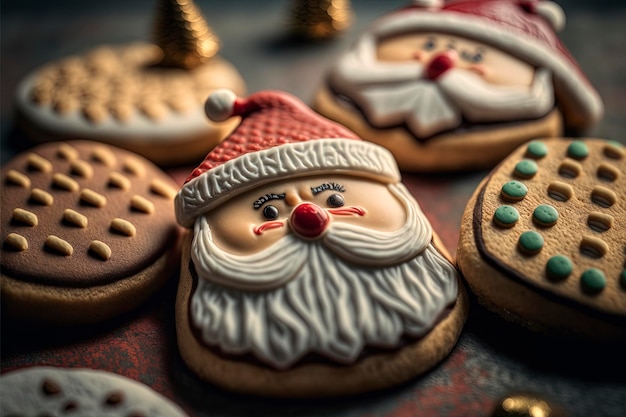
[1,141,181,325]
[15,0,245,166]
[457,138,625,342]
[0,367,188,416]
[174,90,467,397]
[313,0,603,172]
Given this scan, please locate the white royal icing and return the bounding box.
[189,183,458,368]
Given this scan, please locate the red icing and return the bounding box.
[253,221,285,235]
[185,91,360,184]
[328,206,366,216]
[289,203,330,238]
[426,51,456,80]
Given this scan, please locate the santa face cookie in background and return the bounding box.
[313,0,603,172]
[1,141,181,325]
[0,367,189,417]
[174,89,468,397]
[14,0,246,166]
[457,138,625,342]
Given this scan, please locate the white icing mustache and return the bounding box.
[191,183,432,291]
[330,49,555,138]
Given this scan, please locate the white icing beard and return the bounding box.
[189,183,459,369]
[329,47,555,138]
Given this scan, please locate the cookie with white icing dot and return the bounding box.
[0,367,188,417]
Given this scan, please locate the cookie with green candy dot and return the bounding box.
[458,138,626,343]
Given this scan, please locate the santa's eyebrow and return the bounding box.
[253,193,286,209]
[311,182,346,195]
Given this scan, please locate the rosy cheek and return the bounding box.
[467,64,488,77]
[412,50,426,61]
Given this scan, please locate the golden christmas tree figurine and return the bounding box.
[289,0,353,40]
[153,0,219,69]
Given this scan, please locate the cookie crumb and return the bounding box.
[108,171,131,190]
[70,159,94,179]
[5,233,28,251]
[131,195,155,214]
[13,208,38,226]
[91,145,117,167]
[89,240,112,260]
[45,235,73,256]
[150,179,177,199]
[5,169,31,187]
[80,188,107,207]
[56,143,80,160]
[27,153,53,173]
[64,209,88,228]
[110,218,136,237]
[52,173,80,191]
[30,188,54,205]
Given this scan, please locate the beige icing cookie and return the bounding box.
[174,89,467,397]
[15,43,245,166]
[1,141,181,325]
[0,367,188,416]
[313,0,602,172]
[457,138,625,342]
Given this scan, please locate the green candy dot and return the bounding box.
[567,141,589,160]
[526,141,548,158]
[501,181,528,202]
[580,268,606,294]
[494,205,519,228]
[620,270,626,290]
[518,230,544,254]
[514,159,538,178]
[533,204,559,227]
[545,255,573,281]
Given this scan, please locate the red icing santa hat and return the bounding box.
[175,90,401,227]
[352,0,602,130]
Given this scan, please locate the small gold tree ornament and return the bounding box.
[289,0,353,40]
[153,0,219,70]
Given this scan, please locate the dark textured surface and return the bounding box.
[2,1,625,416]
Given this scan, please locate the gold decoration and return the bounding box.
[289,0,353,40]
[493,393,565,417]
[153,0,219,69]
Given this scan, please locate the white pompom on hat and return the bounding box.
[355,0,602,130]
[175,90,401,227]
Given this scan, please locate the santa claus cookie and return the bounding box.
[1,141,181,325]
[15,0,245,166]
[313,0,603,172]
[0,367,188,417]
[457,138,625,342]
[174,89,467,397]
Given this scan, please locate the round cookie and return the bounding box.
[15,43,245,166]
[174,90,467,397]
[1,141,181,325]
[312,0,602,172]
[457,138,626,342]
[0,367,188,416]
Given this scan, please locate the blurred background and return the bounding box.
[2,0,625,164]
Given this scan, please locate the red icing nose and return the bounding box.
[290,203,329,238]
[426,51,456,81]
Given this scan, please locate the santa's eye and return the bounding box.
[422,39,437,50]
[263,205,279,219]
[327,193,344,207]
